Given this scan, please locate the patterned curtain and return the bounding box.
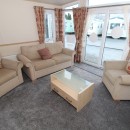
[55,8,64,42]
[73,7,88,63]
[34,6,44,44]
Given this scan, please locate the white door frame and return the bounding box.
[83,5,129,68]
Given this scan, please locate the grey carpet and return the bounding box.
[74,62,103,77]
[0,65,130,130]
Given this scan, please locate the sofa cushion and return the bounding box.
[45,42,63,55]
[52,53,72,64]
[21,44,45,60]
[38,48,52,60]
[126,62,130,74]
[0,68,17,85]
[32,59,56,71]
[105,69,128,85]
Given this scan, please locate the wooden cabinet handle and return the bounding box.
[66,97,72,103]
[53,88,59,93]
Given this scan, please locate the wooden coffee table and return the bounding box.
[51,69,94,112]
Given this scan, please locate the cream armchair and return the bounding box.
[0,58,23,97]
[102,60,130,100]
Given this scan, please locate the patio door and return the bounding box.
[84,8,128,67]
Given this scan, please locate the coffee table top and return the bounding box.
[52,69,93,93]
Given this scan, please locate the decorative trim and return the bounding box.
[0,40,39,46]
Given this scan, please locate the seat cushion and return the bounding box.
[21,44,45,60]
[45,42,63,55]
[0,68,17,85]
[38,48,52,60]
[105,69,128,85]
[51,53,72,64]
[32,59,56,71]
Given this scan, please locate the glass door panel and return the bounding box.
[102,13,127,64]
[85,14,106,64]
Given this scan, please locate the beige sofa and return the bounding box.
[18,42,75,81]
[0,58,23,97]
[102,60,130,100]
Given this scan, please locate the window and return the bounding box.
[44,10,55,43]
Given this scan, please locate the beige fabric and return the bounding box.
[35,61,72,79]
[2,58,23,72]
[104,60,128,70]
[62,48,76,56]
[18,42,75,81]
[0,57,23,97]
[17,54,32,67]
[21,44,45,60]
[32,59,56,71]
[120,75,130,85]
[105,70,127,85]
[45,42,63,55]
[103,60,130,100]
[0,68,17,85]
[52,53,72,64]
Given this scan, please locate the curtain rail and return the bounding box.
[88,3,130,9]
[44,8,73,11]
[45,3,130,11]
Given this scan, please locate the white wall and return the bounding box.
[79,0,88,7]
[0,0,60,45]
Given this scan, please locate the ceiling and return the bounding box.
[26,0,77,5]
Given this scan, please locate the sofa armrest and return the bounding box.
[17,54,32,67]
[119,75,130,85]
[103,61,128,71]
[2,58,23,71]
[62,48,76,56]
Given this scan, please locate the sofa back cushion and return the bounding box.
[45,41,63,55]
[21,44,45,60]
[126,62,130,74]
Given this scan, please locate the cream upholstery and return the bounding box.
[52,54,72,64]
[102,60,130,100]
[21,44,45,60]
[18,42,75,81]
[0,69,16,85]
[32,59,56,71]
[0,58,23,97]
[45,41,63,55]
[105,70,127,85]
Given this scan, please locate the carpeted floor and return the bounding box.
[0,64,130,130]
